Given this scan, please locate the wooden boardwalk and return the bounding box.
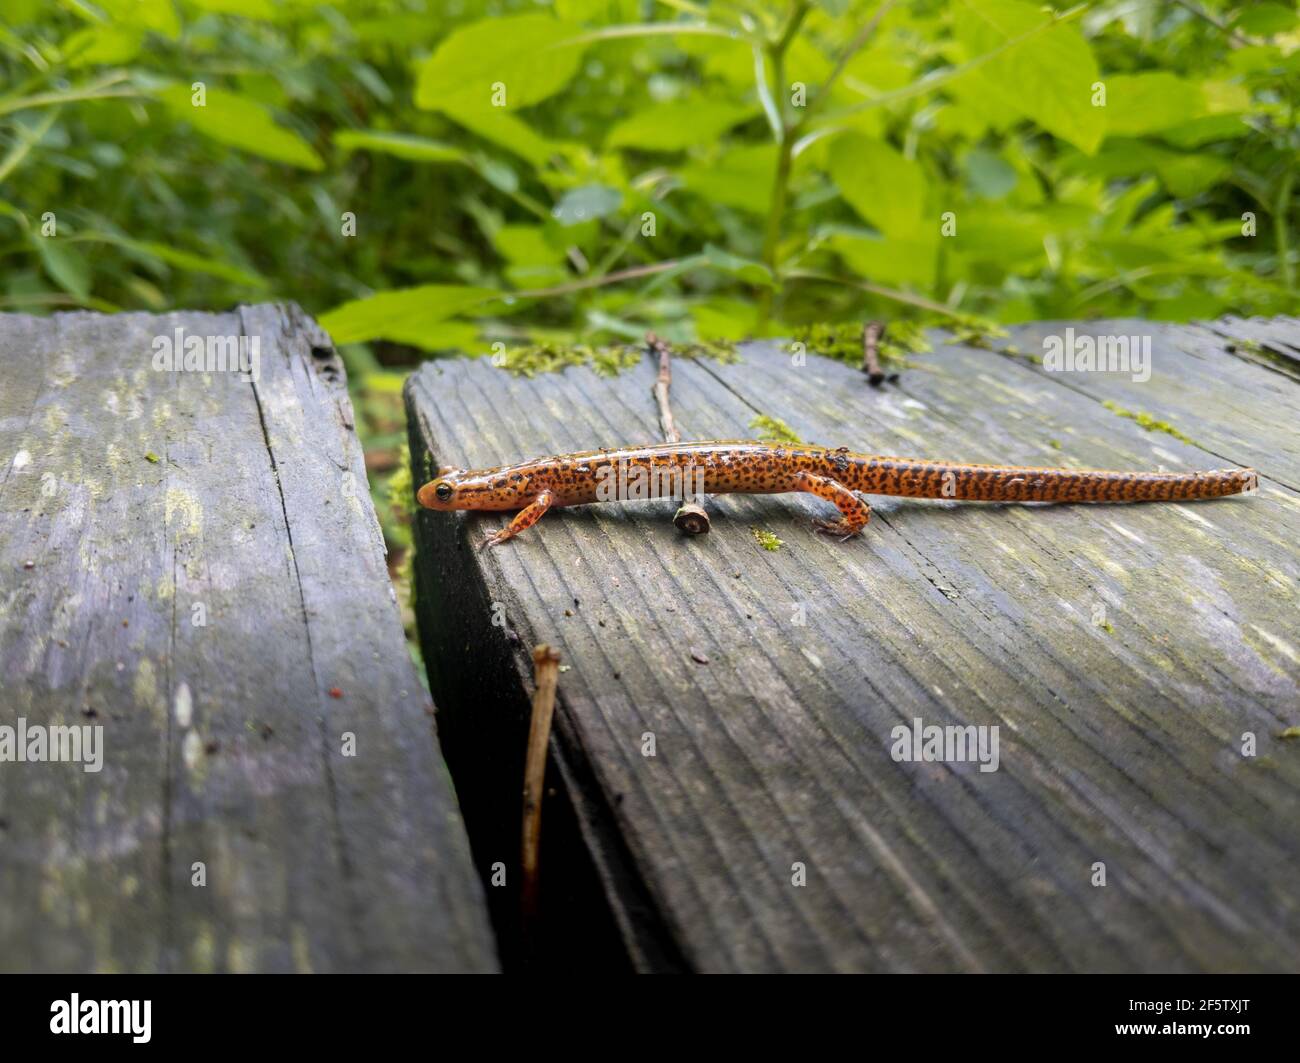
[0,305,495,972]
[407,316,1300,973]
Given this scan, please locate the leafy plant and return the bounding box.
[0,0,1293,335]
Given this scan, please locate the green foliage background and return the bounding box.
[1,0,1297,573]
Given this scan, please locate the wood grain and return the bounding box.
[407,318,1300,973]
[0,305,495,972]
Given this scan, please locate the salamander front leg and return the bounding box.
[480,490,555,548]
[793,471,871,540]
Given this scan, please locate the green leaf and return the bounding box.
[350,14,447,45]
[493,225,564,266]
[607,99,755,152]
[830,232,937,287]
[95,0,180,40]
[678,144,776,215]
[319,286,499,345]
[1200,80,1251,115]
[1064,140,1229,197]
[382,321,484,354]
[189,0,280,18]
[35,239,91,300]
[551,185,622,226]
[63,25,143,67]
[691,298,758,340]
[81,233,266,287]
[493,225,569,288]
[474,156,522,195]
[334,129,466,164]
[1159,114,1249,149]
[160,85,324,170]
[1232,3,1297,35]
[555,0,609,22]
[1226,44,1291,75]
[1103,73,1203,137]
[447,109,558,168]
[829,134,927,238]
[948,209,1046,268]
[415,14,584,117]
[965,146,1017,199]
[700,244,773,287]
[954,0,1103,154]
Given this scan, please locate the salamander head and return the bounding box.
[417,464,470,510]
[417,464,525,512]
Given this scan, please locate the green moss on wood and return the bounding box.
[1102,400,1196,445]
[749,415,804,444]
[487,342,642,378]
[388,442,415,517]
[791,321,928,367]
[752,527,784,551]
[486,338,739,378]
[946,315,1010,350]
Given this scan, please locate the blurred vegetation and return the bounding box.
[2,0,1297,592]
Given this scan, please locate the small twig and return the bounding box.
[862,321,885,384]
[647,332,711,535]
[648,332,679,443]
[521,644,561,929]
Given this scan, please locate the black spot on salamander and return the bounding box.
[831,453,849,472]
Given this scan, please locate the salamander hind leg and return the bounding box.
[793,471,871,540]
[480,490,555,548]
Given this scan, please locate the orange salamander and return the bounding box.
[416,440,1257,547]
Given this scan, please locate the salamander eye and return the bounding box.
[435,482,453,502]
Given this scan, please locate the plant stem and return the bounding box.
[511,259,683,299]
[759,0,899,324]
[784,269,960,317]
[758,1,811,322]
[804,0,898,122]
[1275,166,1295,293]
[1276,95,1296,292]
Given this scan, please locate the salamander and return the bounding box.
[415,440,1258,547]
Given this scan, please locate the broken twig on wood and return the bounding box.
[647,331,711,535]
[521,643,562,928]
[648,332,678,443]
[862,320,894,386]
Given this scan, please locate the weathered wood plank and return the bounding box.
[1207,314,1300,372]
[1004,319,1300,488]
[406,318,1300,973]
[0,305,496,972]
